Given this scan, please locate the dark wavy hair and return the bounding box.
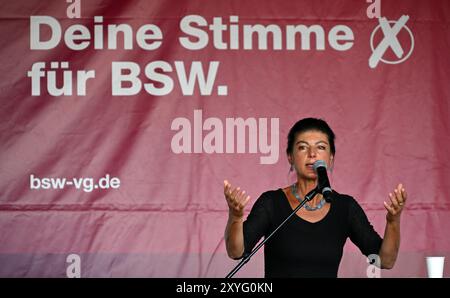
[286,118,336,156]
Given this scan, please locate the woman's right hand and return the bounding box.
[224,180,251,219]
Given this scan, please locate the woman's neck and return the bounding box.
[296,178,322,205]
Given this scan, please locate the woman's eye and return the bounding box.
[318,146,326,150]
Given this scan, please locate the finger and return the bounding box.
[233,189,247,206]
[226,186,240,206]
[239,195,251,210]
[236,190,247,203]
[394,188,404,207]
[225,190,234,204]
[224,180,233,195]
[242,195,251,207]
[238,191,251,206]
[224,180,231,195]
[396,184,403,197]
[394,188,402,203]
[230,187,240,200]
[383,201,395,214]
[388,192,399,208]
[231,189,240,203]
[396,183,407,206]
[401,187,407,202]
[233,189,244,204]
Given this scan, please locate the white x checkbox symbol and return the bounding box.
[369,15,410,68]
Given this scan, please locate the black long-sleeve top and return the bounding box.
[242,189,383,277]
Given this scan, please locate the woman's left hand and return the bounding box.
[384,183,407,223]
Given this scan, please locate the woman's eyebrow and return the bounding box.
[295,140,329,145]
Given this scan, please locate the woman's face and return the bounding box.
[289,130,333,181]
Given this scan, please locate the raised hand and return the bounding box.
[384,183,407,223]
[224,180,251,219]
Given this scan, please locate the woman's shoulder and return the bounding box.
[329,190,359,207]
[245,189,284,215]
[257,188,285,201]
[260,188,284,197]
[253,188,285,206]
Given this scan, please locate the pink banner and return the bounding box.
[0,0,449,277]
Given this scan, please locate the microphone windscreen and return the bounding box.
[313,160,327,170]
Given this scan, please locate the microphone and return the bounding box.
[313,160,333,202]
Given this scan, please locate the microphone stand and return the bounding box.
[225,187,319,278]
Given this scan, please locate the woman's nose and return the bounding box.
[308,148,317,157]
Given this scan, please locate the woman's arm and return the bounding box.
[224,180,251,259]
[379,184,407,269]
